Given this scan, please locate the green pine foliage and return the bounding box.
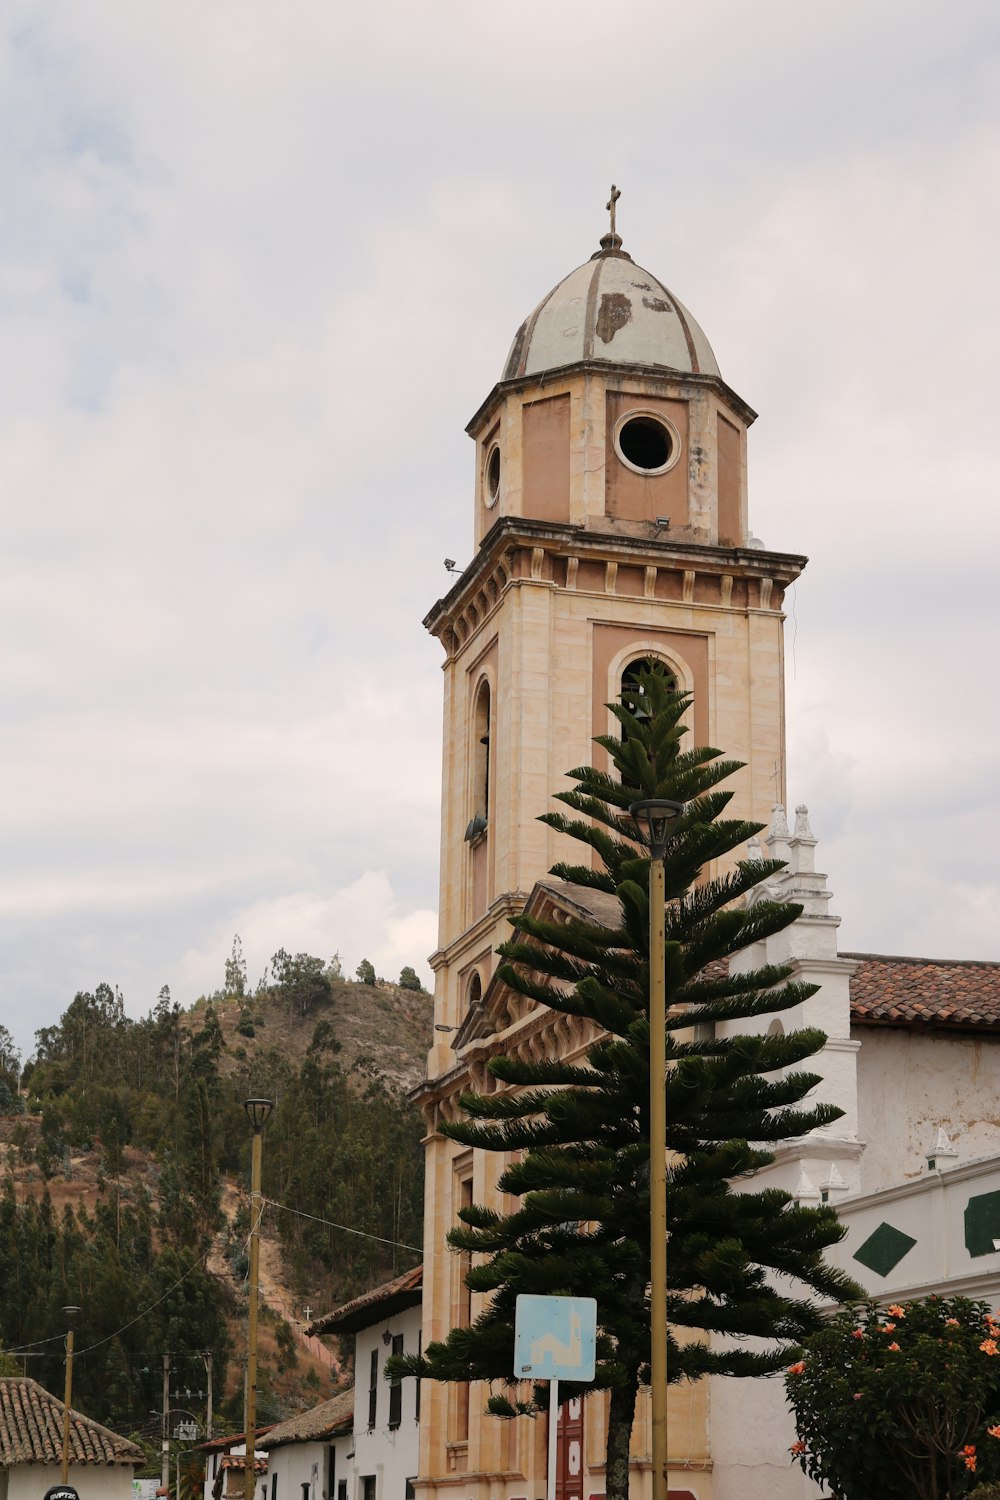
[255,1043,425,1298]
[0,1180,229,1434]
[395,665,858,1496]
[787,1297,1000,1499]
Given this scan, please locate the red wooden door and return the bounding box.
[556,1395,584,1500]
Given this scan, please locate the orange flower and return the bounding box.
[787,1361,806,1375]
[851,1328,864,1339]
[945,1318,960,1327]
[789,1440,806,1455]
[987,1425,1000,1439]
[882,1322,896,1333]
[965,1455,978,1472]
[963,1446,977,1456]
[981,1339,999,1356]
[888,1342,901,1351]
[887,1304,905,1318]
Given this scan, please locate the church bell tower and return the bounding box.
[424,205,805,1050]
[416,200,808,1500]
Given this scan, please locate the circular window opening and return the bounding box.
[486,444,501,505]
[615,413,677,476]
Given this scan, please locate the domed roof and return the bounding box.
[502,237,720,383]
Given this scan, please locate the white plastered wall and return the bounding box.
[7,1463,137,1498]
[352,1302,422,1500]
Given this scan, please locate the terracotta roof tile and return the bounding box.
[306,1265,423,1338]
[846,952,1000,1031]
[260,1388,354,1448]
[0,1377,144,1466]
[194,1424,274,1454]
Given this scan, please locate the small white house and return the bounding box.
[0,1375,144,1498]
[259,1386,354,1500]
[306,1266,423,1500]
[197,1430,271,1500]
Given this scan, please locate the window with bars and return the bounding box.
[368,1347,379,1428]
[388,1333,404,1428]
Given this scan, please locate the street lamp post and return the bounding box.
[243,1098,273,1500]
[629,798,684,1500]
[60,1305,81,1485]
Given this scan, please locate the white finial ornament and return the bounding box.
[769,803,790,840]
[794,1168,820,1204]
[926,1127,959,1170]
[793,804,815,840]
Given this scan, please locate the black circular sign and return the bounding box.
[44,1487,80,1500]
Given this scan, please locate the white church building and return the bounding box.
[709,801,1000,1495]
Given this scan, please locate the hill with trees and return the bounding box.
[0,946,431,1447]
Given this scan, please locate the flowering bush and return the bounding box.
[785,1297,1000,1500]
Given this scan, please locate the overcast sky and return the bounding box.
[2,1,998,1058]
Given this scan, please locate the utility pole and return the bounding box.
[244,1098,273,1500]
[204,1350,214,1441]
[60,1306,81,1485]
[629,798,684,1500]
[161,1351,171,1493]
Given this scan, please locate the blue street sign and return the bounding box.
[514,1294,597,1382]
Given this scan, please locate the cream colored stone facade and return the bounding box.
[416,238,802,1500]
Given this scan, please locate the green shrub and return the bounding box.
[787,1297,1000,1499]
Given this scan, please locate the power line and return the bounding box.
[260,1194,419,1254]
[74,1247,215,1359]
[2,1332,67,1356]
[6,1197,417,1365]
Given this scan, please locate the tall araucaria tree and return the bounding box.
[393,665,859,1500]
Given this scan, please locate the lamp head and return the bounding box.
[62,1305,82,1329]
[628,798,685,860]
[244,1098,274,1133]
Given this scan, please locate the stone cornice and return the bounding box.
[423,517,807,657]
[427,892,527,972]
[839,1151,1000,1213]
[465,359,758,435]
[410,1003,597,1130]
[769,1134,865,1166]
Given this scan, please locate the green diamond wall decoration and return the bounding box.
[853,1222,917,1278]
[964,1191,1000,1258]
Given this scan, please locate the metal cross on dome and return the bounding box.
[606,183,621,237]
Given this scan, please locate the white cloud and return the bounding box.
[175,873,437,998]
[1,0,998,1057]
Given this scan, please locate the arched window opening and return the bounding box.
[473,687,491,828]
[485,443,501,506]
[467,971,483,1010]
[620,656,678,727]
